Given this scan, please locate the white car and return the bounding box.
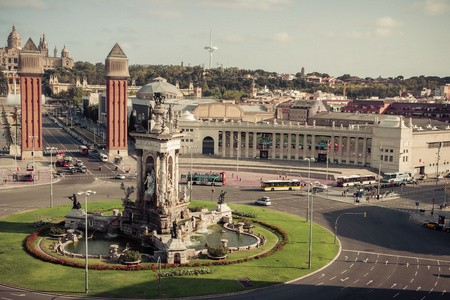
[312,181,328,192]
[114,174,126,180]
[255,196,271,206]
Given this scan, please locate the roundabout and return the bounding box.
[0,200,339,298]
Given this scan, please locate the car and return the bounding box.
[423,221,442,230]
[312,181,328,192]
[68,164,75,170]
[76,160,83,167]
[255,196,271,206]
[80,166,87,173]
[114,174,126,180]
[443,225,450,233]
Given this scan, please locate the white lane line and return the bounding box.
[329,276,336,280]
[393,292,399,298]
[315,282,323,286]
[366,280,373,286]
[341,270,347,274]
[340,277,349,282]
[403,285,408,290]
[353,279,359,284]
[318,274,325,279]
[410,278,414,283]
[391,283,397,289]
[363,272,369,277]
[350,263,354,268]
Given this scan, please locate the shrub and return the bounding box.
[49,226,66,235]
[207,244,228,257]
[242,219,253,227]
[189,206,205,212]
[232,210,258,218]
[121,250,141,262]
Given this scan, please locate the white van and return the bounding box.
[100,154,108,162]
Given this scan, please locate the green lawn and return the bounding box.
[0,200,339,298]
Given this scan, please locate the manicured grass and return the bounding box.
[0,200,339,298]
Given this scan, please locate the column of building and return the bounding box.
[310,134,316,159]
[244,132,249,158]
[19,38,44,160]
[272,132,276,159]
[237,132,241,158]
[338,136,343,164]
[287,133,292,160]
[330,136,335,163]
[295,134,300,160]
[253,131,258,158]
[362,138,367,165]
[354,137,359,166]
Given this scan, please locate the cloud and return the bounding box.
[423,0,450,15]
[139,10,184,19]
[222,34,245,43]
[325,16,403,40]
[271,32,292,42]
[199,0,292,10]
[0,0,48,9]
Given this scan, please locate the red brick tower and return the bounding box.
[18,38,44,160]
[105,43,130,160]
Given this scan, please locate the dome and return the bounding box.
[179,111,196,121]
[7,25,21,50]
[136,77,183,100]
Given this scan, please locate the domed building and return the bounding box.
[1,25,74,94]
[136,77,183,100]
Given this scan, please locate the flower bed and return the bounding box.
[25,216,289,271]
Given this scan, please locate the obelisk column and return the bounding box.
[19,38,44,160]
[105,43,130,160]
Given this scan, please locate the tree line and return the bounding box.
[1,62,450,101]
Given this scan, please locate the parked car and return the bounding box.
[76,160,83,167]
[80,166,87,173]
[255,196,271,206]
[423,222,442,230]
[114,174,126,180]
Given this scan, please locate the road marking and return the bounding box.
[429,288,433,294]
[363,272,369,277]
[434,282,438,287]
[341,270,347,274]
[410,278,414,283]
[318,274,325,279]
[406,262,409,268]
[329,276,336,280]
[315,282,323,286]
[403,285,408,290]
[366,280,373,285]
[353,279,359,284]
[427,265,430,270]
[344,255,348,260]
[391,283,397,289]
[385,260,388,265]
[350,263,354,268]
[393,292,399,298]
[340,286,347,291]
[443,290,447,295]
[340,277,349,282]
[415,271,418,276]
[370,266,374,270]
[363,258,368,263]
[341,249,450,264]
[416,286,421,291]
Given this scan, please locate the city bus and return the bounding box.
[336,175,377,187]
[56,151,72,167]
[79,145,89,155]
[181,172,226,186]
[261,179,301,191]
[381,172,412,184]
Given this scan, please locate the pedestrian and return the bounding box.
[366,196,370,203]
[236,175,239,180]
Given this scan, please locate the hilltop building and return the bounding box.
[1,25,74,95]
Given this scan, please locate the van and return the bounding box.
[100,154,108,162]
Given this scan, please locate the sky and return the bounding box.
[1,0,449,79]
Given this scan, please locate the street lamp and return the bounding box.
[188,146,196,201]
[77,190,96,294]
[304,157,315,269]
[46,147,57,208]
[377,142,383,199]
[29,136,38,185]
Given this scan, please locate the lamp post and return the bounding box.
[29,136,38,185]
[304,157,315,269]
[46,147,57,208]
[77,190,96,294]
[13,134,17,173]
[188,146,196,201]
[377,142,382,198]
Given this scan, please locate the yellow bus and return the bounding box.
[261,179,301,191]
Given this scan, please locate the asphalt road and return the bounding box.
[1,119,449,299]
